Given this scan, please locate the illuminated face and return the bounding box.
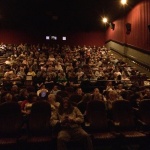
[94,88,99,95]
[63,98,69,109]
[53,86,58,91]
[77,88,82,95]
[118,84,123,89]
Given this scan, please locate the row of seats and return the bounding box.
[0,101,53,150]
[0,99,150,150]
[84,99,150,148]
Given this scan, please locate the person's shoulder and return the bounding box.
[73,106,81,112]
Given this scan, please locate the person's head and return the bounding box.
[62,97,70,109]
[39,90,48,100]
[147,90,150,97]
[108,90,118,100]
[93,88,100,95]
[20,88,28,98]
[93,88,103,101]
[5,93,13,102]
[40,84,46,89]
[19,66,24,71]
[144,88,150,95]
[48,94,56,103]
[42,72,47,78]
[28,92,37,103]
[59,97,73,114]
[78,68,82,72]
[5,67,11,72]
[76,88,83,95]
[107,81,113,86]
[117,84,124,90]
[11,84,19,92]
[114,72,118,78]
[53,85,59,91]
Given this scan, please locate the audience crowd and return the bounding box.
[0,43,150,149]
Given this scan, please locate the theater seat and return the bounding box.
[0,102,23,149]
[111,100,146,145]
[85,100,116,147]
[138,99,150,132]
[26,101,54,150]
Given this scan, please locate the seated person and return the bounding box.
[142,88,150,99]
[129,92,141,108]
[77,93,92,115]
[50,97,93,150]
[2,93,14,103]
[48,93,60,116]
[116,83,125,94]
[50,85,61,95]
[106,90,123,110]
[21,92,38,115]
[69,87,84,106]
[91,88,103,101]
[37,84,49,97]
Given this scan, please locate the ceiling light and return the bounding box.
[121,0,127,5]
[102,17,108,23]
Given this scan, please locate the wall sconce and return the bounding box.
[109,22,115,30]
[148,25,150,32]
[126,23,131,34]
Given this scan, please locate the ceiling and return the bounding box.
[0,0,141,33]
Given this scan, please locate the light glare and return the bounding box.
[102,17,108,23]
[121,0,127,5]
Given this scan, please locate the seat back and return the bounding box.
[86,100,108,131]
[0,102,23,137]
[69,94,82,105]
[80,80,92,93]
[112,100,135,130]
[139,99,150,125]
[28,101,51,136]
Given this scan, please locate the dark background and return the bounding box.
[0,0,141,33]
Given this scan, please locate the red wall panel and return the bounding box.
[106,0,150,51]
[0,30,41,44]
[66,32,105,47]
[0,29,105,46]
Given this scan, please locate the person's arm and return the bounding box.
[50,110,60,127]
[50,111,70,128]
[70,107,84,124]
[37,90,40,96]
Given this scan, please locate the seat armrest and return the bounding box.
[132,107,139,111]
[137,119,148,131]
[132,107,140,121]
[138,119,147,126]
[109,120,121,132]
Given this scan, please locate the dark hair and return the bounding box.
[58,97,74,115]
[28,92,37,103]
